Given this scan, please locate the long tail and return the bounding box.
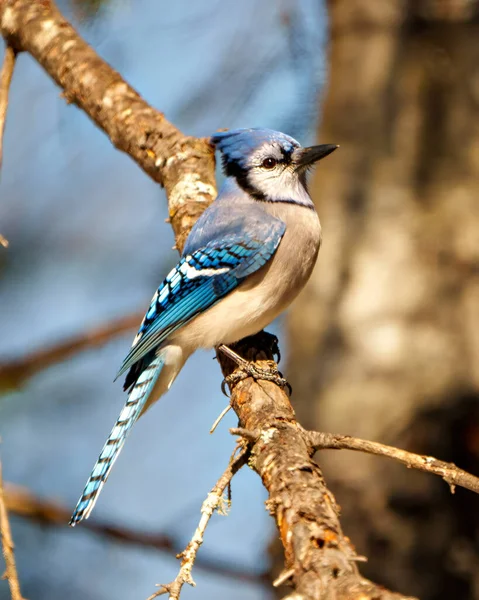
[69,356,164,526]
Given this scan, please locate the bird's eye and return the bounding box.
[262,157,277,169]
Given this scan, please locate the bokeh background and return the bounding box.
[1,1,479,599]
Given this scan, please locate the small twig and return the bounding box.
[0,44,16,173]
[273,567,295,588]
[309,431,479,494]
[0,462,26,600]
[209,405,232,434]
[229,427,260,443]
[148,444,251,600]
[0,311,143,390]
[4,481,263,585]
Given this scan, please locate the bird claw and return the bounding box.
[222,360,291,394]
[221,378,230,397]
[269,334,281,364]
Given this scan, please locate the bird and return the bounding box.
[69,128,337,526]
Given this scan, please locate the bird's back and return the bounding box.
[182,178,278,257]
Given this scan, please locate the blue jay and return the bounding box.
[69,128,337,526]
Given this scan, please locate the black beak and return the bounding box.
[294,144,339,171]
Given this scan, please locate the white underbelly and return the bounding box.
[171,204,321,351]
[174,270,290,350]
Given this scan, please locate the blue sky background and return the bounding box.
[0,1,327,598]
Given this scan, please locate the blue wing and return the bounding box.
[116,220,285,379]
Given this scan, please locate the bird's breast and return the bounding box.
[258,202,321,312]
[174,204,321,350]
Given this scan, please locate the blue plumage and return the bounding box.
[69,127,336,526]
[211,128,300,168]
[69,355,164,525]
[116,221,285,378]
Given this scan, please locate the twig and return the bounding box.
[209,404,232,434]
[0,311,143,390]
[0,463,26,600]
[308,431,479,494]
[148,445,250,600]
[3,482,264,585]
[0,2,456,599]
[273,567,295,588]
[0,43,16,173]
[229,427,260,443]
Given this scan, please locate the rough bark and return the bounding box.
[218,334,416,600]
[287,2,479,599]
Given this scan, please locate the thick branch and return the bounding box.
[0,464,26,600]
[218,333,416,600]
[0,0,216,251]
[4,482,264,586]
[0,2,467,600]
[308,432,479,494]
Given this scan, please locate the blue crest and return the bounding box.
[211,128,300,167]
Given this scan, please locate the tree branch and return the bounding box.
[148,445,250,600]
[3,481,264,586]
[1,2,474,600]
[218,333,417,600]
[0,42,15,174]
[0,463,26,600]
[0,41,16,249]
[308,432,479,495]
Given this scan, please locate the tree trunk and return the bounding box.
[283,1,479,598]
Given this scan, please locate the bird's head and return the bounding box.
[211,128,337,206]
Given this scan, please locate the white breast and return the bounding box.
[172,203,321,351]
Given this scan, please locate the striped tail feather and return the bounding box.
[69,356,164,526]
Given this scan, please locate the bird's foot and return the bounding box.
[268,333,281,364]
[226,362,290,389]
[218,345,291,394]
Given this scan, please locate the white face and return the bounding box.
[246,143,311,206]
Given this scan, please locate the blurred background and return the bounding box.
[0,1,478,599]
